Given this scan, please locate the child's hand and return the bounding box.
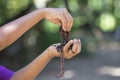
[44,8,73,31]
[46,39,81,59]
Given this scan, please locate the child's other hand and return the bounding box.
[47,39,81,59]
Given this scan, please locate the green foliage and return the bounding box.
[0,0,30,25]
[99,13,116,31]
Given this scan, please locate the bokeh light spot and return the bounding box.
[99,13,116,32]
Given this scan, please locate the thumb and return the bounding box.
[49,19,61,26]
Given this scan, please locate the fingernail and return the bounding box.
[70,40,73,43]
[74,39,77,42]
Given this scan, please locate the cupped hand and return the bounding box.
[44,8,73,31]
[47,39,81,59]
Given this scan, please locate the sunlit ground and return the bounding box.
[98,66,120,77]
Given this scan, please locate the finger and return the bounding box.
[67,15,73,31]
[72,39,78,53]
[64,13,73,31]
[63,40,73,53]
[64,39,81,59]
[63,9,73,31]
[66,50,77,59]
[50,19,61,26]
[76,39,81,54]
[63,11,69,31]
[59,13,67,31]
[64,49,73,59]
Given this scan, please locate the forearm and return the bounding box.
[11,49,53,80]
[0,8,45,51]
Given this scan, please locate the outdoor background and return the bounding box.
[0,0,120,80]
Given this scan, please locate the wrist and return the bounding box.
[43,48,55,59]
[37,8,46,19]
[43,8,52,19]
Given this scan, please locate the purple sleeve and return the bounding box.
[0,66,14,80]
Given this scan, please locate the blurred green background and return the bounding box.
[0,0,120,74]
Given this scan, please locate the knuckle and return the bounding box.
[69,20,73,24]
[68,18,72,22]
[71,17,73,21]
[70,19,73,22]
